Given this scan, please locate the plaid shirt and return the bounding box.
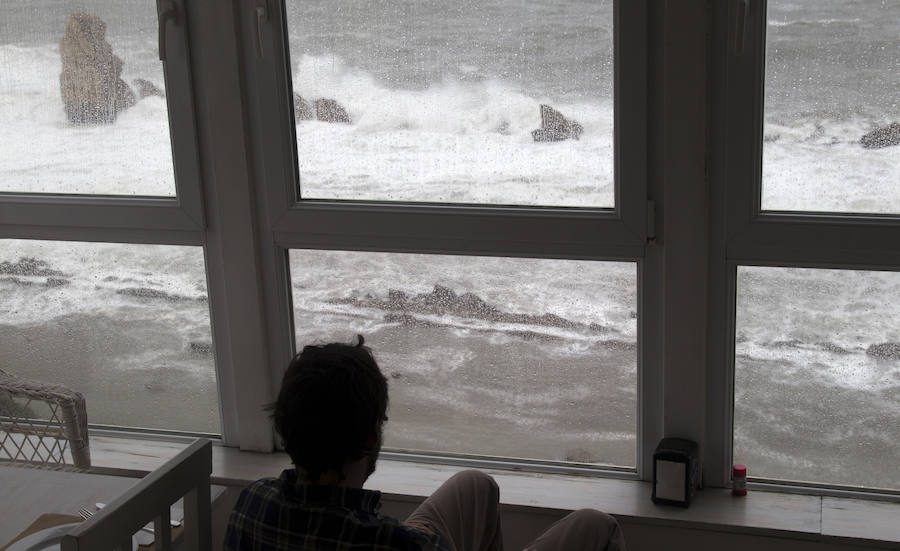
[224,469,453,551]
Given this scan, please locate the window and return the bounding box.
[245,0,650,473]
[284,1,615,207]
[734,266,900,491]
[290,250,637,467]
[761,1,900,214]
[0,1,213,435]
[2,0,894,501]
[0,4,176,196]
[0,239,217,433]
[714,0,900,494]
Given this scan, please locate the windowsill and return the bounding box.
[86,435,900,548]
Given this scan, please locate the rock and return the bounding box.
[866,342,900,360]
[116,287,191,302]
[59,13,135,124]
[293,93,314,121]
[860,122,900,149]
[0,257,65,277]
[133,78,164,99]
[531,104,583,142]
[188,341,213,355]
[314,98,350,123]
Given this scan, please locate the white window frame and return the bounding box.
[0,0,233,439]
[0,0,205,234]
[237,0,659,478]
[708,0,900,495]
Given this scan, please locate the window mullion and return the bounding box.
[188,0,275,451]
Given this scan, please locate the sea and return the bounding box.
[0,0,898,490]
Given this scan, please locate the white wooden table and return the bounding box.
[0,465,140,544]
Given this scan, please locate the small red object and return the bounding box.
[732,464,747,496]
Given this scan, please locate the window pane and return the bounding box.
[285,1,614,207]
[762,1,900,213]
[289,250,636,467]
[0,239,218,433]
[735,266,900,490]
[0,3,176,196]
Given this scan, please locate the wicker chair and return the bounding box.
[0,368,91,470]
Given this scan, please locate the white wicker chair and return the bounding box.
[0,368,91,470]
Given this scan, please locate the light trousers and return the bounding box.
[404,470,627,551]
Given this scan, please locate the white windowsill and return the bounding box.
[85,435,900,548]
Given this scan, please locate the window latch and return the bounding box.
[734,0,750,56]
[158,0,179,62]
[255,0,269,58]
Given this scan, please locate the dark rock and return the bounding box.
[531,104,583,142]
[384,312,442,328]
[44,278,70,287]
[133,78,164,99]
[293,93,314,121]
[589,323,613,334]
[314,98,350,124]
[0,257,65,277]
[386,289,409,309]
[59,13,135,124]
[116,287,191,302]
[1,277,34,286]
[819,342,850,355]
[603,340,637,352]
[329,284,615,341]
[188,341,213,355]
[860,123,900,149]
[507,329,563,342]
[866,342,900,360]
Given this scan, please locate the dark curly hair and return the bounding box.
[270,335,388,483]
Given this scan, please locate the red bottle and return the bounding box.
[732,464,747,496]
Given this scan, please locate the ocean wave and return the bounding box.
[292,54,611,138]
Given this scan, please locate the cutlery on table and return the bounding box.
[77,507,155,535]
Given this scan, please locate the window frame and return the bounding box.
[240,0,656,477]
[0,0,229,438]
[0,0,205,232]
[709,0,900,493]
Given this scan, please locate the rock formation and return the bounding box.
[860,122,900,149]
[531,104,583,142]
[59,13,135,124]
[292,93,350,124]
[293,93,314,121]
[133,78,164,99]
[866,342,900,360]
[314,98,351,124]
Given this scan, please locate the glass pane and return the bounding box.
[289,250,636,467]
[0,2,176,196]
[285,1,614,207]
[0,239,218,433]
[735,266,900,490]
[762,1,900,213]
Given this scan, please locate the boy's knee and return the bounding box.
[452,469,499,498]
[568,508,619,531]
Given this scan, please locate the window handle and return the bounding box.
[158,0,179,61]
[734,0,750,55]
[255,0,269,58]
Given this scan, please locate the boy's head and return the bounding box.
[271,335,388,483]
